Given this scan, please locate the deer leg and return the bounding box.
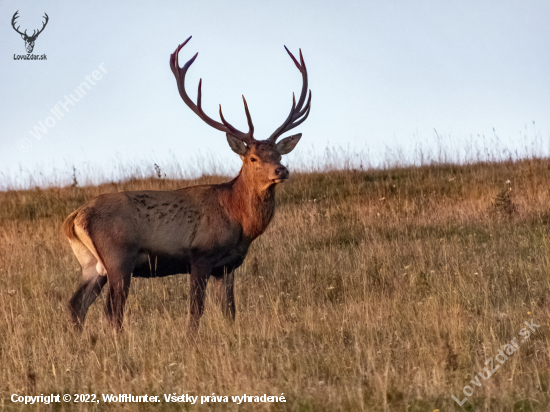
[68,267,107,330]
[67,240,108,330]
[104,256,135,330]
[189,259,211,332]
[212,269,235,320]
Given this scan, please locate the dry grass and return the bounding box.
[1,158,550,411]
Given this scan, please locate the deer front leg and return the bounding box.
[212,269,235,320]
[189,259,211,332]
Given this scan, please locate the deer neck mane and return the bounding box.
[226,168,277,240]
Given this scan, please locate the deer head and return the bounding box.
[12,11,49,53]
[170,37,311,192]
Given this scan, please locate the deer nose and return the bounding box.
[275,166,289,178]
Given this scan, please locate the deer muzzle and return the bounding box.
[272,165,289,183]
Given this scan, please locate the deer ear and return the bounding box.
[21,34,25,40]
[276,133,302,155]
[226,133,247,155]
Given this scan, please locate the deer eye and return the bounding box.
[250,157,258,163]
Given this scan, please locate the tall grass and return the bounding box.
[1,146,550,410]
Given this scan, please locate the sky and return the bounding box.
[1,0,549,187]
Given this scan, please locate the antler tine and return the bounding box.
[34,13,49,37]
[170,37,254,144]
[268,94,296,142]
[267,46,311,142]
[12,11,49,39]
[288,95,311,129]
[11,11,25,36]
[219,105,249,139]
[216,96,254,142]
[296,49,308,109]
[284,45,301,69]
[298,89,312,117]
[242,96,254,136]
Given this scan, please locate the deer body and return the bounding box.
[64,37,311,331]
[68,175,273,279]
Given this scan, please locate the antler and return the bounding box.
[267,47,312,142]
[11,12,49,39]
[11,11,25,37]
[169,37,255,144]
[29,13,49,40]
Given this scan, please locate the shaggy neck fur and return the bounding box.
[225,166,277,240]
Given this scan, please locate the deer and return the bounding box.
[11,11,49,54]
[62,36,311,332]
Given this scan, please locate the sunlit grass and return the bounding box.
[1,152,550,410]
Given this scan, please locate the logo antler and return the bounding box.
[12,11,49,53]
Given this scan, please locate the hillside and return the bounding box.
[1,158,549,411]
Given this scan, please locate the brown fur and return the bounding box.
[64,39,310,333]
[62,209,79,240]
[64,138,301,332]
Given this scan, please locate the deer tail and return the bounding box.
[62,209,79,240]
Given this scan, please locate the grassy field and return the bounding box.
[1,157,550,411]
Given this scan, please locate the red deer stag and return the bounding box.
[63,36,311,331]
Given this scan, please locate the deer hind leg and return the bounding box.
[212,269,235,321]
[103,254,136,330]
[189,259,212,333]
[68,241,108,329]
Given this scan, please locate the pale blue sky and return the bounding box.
[1,1,549,187]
